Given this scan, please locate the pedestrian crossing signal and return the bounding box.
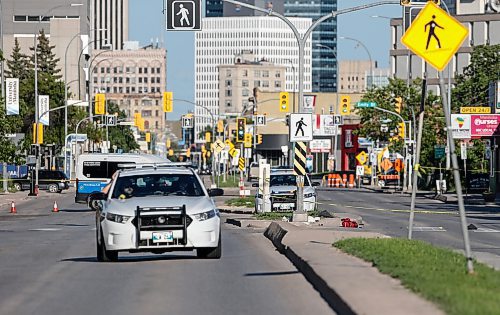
[340,95,351,116]
[279,92,289,112]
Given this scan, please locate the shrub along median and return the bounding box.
[334,238,500,315]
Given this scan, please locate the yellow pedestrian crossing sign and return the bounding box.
[401,1,468,71]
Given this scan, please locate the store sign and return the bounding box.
[313,115,338,136]
[470,115,500,137]
[309,139,331,153]
[451,114,471,139]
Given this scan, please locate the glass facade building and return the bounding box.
[285,1,337,92]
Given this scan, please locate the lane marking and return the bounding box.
[411,226,446,232]
[29,228,62,232]
[474,228,500,233]
[315,200,457,215]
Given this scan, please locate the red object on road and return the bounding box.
[341,218,358,228]
[52,201,59,213]
[10,201,17,214]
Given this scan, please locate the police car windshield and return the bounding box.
[111,174,205,199]
[270,174,310,186]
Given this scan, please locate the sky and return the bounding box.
[129,0,401,120]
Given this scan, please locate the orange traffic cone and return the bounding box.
[10,201,17,214]
[52,201,59,213]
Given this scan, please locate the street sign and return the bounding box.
[289,113,313,142]
[356,101,377,108]
[39,95,50,125]
[401,2,468,71]
[333,115,343,125]
[182,116,193,129]
[460,107,491,114]
[213,139,225,153]
[255,115,267,126]
[394,159,404,173]
[166,0,201,31]
[356,151,368,165]
[238,157,245,172]
[293,142,307,176]
[461,141,467,160]
[105,115,117,126]
[225,139,234,151]
[380,158,393,172]
[356,165,365,177]
[434,145,445,159]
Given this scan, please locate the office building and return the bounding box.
[205,0,338,93]
[0,0,90,99]
[391,1,500,92]
[91,42,167,134]
[338,60,390,93]
[91,0,128,50]
[194,16,312,142]
[285,0,337,93]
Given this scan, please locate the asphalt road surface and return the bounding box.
[318,188,500,269]
[0,193,334,315]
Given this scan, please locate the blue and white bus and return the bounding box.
[75,153,169,204]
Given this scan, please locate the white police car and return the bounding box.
[92,163,223,262]
[255,169,318,212]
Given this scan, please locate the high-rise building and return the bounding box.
[0,0,90,98]
[204,0,338,93]
[91,42,167,134]
[285,0,337,93]
[194,16,312,142]
[91,0,128,50]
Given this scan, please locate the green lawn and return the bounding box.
[217,176,243,188]
[254,210,320,221]
[224,196,255,207]
[334,238,500,315]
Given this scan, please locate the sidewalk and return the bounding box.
[226,216,445,315]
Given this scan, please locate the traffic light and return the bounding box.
[395,96,403,114]
[163,92,173,112]
[94,93,105,115]
[32,123,43,144]
[400,0,440,6]
[398,122,406,139]
[279,92,289,112]
[205,132,211,143]
[168,149,174,156]
[257,134,263,144]
[400,0,411,5]
[285,114,290,126]
[186,148,191,158]
[145,132,151,143]
[166,138,171,148]
[134,113,141,126]
[217,120,224,133]
[340,95,351,116]
[236,118,245,142]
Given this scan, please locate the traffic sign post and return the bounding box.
[289,113,313,142]
[166,0,201,31]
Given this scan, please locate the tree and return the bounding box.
[0,101,21,165]
[356,78,444,169]
[451,44,500,172]
[105,102,139,152]
[5,38,30,80]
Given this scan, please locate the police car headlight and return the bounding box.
[106,212,132,224]
[194,209,219,221]
[304,193,316,199]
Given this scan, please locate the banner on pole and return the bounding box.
[39,95,50,126]
[6,78,19,115]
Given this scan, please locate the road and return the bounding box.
[317,188,500,269]
[0,192,334,315]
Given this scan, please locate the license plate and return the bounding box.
[278,203,294,210]
[152,231,173,243]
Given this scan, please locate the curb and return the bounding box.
[263,222,356,315]
[219,207,254,214]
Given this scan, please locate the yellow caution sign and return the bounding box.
[401,2,468,71]
[356,151,367,165]
[225,139,234,151]
[238,157,245,172]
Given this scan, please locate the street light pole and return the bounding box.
[32,3,83,196]
[339,36,373,89]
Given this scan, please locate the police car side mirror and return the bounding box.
[208,188,224,197]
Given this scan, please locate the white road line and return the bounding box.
[411,226,446,232]
[474,228,500,233]
[29,228,62,232]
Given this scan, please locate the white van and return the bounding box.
[75,153,169,203]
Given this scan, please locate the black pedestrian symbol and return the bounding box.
[295,117,307,137]
[177,4,190,26]
[425,15,444,50]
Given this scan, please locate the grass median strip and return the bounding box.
[334,238,500,315]
[225,197,255,207]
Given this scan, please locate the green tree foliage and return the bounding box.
[106,102,139,152]
[451,45,500,173]
[5,38,30,80]
[356,78,443,168]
